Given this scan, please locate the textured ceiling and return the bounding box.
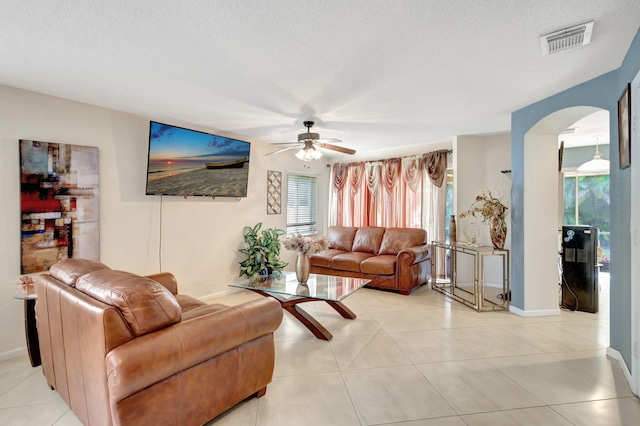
[1,0,638,156]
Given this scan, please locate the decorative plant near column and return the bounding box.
[238,222,288,277]
[459,189,509,249]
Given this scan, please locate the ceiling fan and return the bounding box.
[265,121,356,161]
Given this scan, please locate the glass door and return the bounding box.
[563,172,610,268]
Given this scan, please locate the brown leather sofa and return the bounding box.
[35,258,283,426]
[309,226,431,295]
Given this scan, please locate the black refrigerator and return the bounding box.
[561,225,599,313]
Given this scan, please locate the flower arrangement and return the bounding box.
[459,189,508,225]
[459,189,509,249]
[283,234,329,255]
[18,275,35,294]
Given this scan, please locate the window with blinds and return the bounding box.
[287,174,317,235]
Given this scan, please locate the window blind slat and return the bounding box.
[287,174,317,235]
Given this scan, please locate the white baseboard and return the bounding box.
[509,305,561,317]
[0,347,28,363]
[606,347,635,395]
[199,287,243,303]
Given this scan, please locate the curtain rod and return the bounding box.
[329,148,452,167]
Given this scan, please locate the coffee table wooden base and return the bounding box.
[252,290,356,340]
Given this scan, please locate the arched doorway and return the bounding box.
[510,47,639,396]
[513,106,607,315]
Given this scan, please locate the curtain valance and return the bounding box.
[334,148,448,193]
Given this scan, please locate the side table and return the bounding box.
[14,293,41,367]
[431,241,510,312]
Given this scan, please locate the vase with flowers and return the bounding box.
[19,275,35,294]
[283,234,329,283]
[459,189,509,249]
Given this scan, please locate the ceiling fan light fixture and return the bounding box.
[265,120,355,159]
[295,146,323,161]
[299,132,320,142]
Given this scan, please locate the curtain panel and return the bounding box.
[328,149,448,240]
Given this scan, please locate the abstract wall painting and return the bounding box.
[19,140,100,273]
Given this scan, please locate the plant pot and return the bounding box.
[490,218,507,250]
[259,267,273,276]
[295,252,310,283]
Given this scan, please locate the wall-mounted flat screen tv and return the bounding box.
[145,121,251,197]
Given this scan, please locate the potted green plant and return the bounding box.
[238,222,288,277]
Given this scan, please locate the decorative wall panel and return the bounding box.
[267,170,282,214]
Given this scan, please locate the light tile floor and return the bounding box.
[2,274,639,425]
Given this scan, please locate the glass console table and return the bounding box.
[431,241,510,312]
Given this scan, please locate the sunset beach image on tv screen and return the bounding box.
[145,121,251,197]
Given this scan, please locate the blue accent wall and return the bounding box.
[562,144,610,169]
[512,27,639,369]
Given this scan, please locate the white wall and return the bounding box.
[454,133,512,249]
[348,140,453,163]
[0,84,328,358]
[523,133,561,314]
[448,134,512,294]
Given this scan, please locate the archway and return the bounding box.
[513,106,607,315]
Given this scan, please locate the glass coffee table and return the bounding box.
[230,271,369,340]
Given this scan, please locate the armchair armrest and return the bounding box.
[395,243,432,295]
[105,297,282,401]
[397,243,431,266]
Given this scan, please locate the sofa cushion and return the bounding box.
[327,226,358,251]
[352,227,386,254]
[309,249,346,268]
[360,255,396,275]
[331,252,375,273]
[49,258,111,287]
[379,228,427,255]
[76,270,182,337]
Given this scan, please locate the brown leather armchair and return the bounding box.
[36,258,283,426]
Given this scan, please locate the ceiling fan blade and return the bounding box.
[271,142,301,146]
[265,145,299,156]
[315,138,343,144]
[318,143,356,155]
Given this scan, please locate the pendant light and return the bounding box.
[576,137,609,173]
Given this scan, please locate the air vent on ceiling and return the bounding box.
[560,127,577,135]
[540,21,594,55]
